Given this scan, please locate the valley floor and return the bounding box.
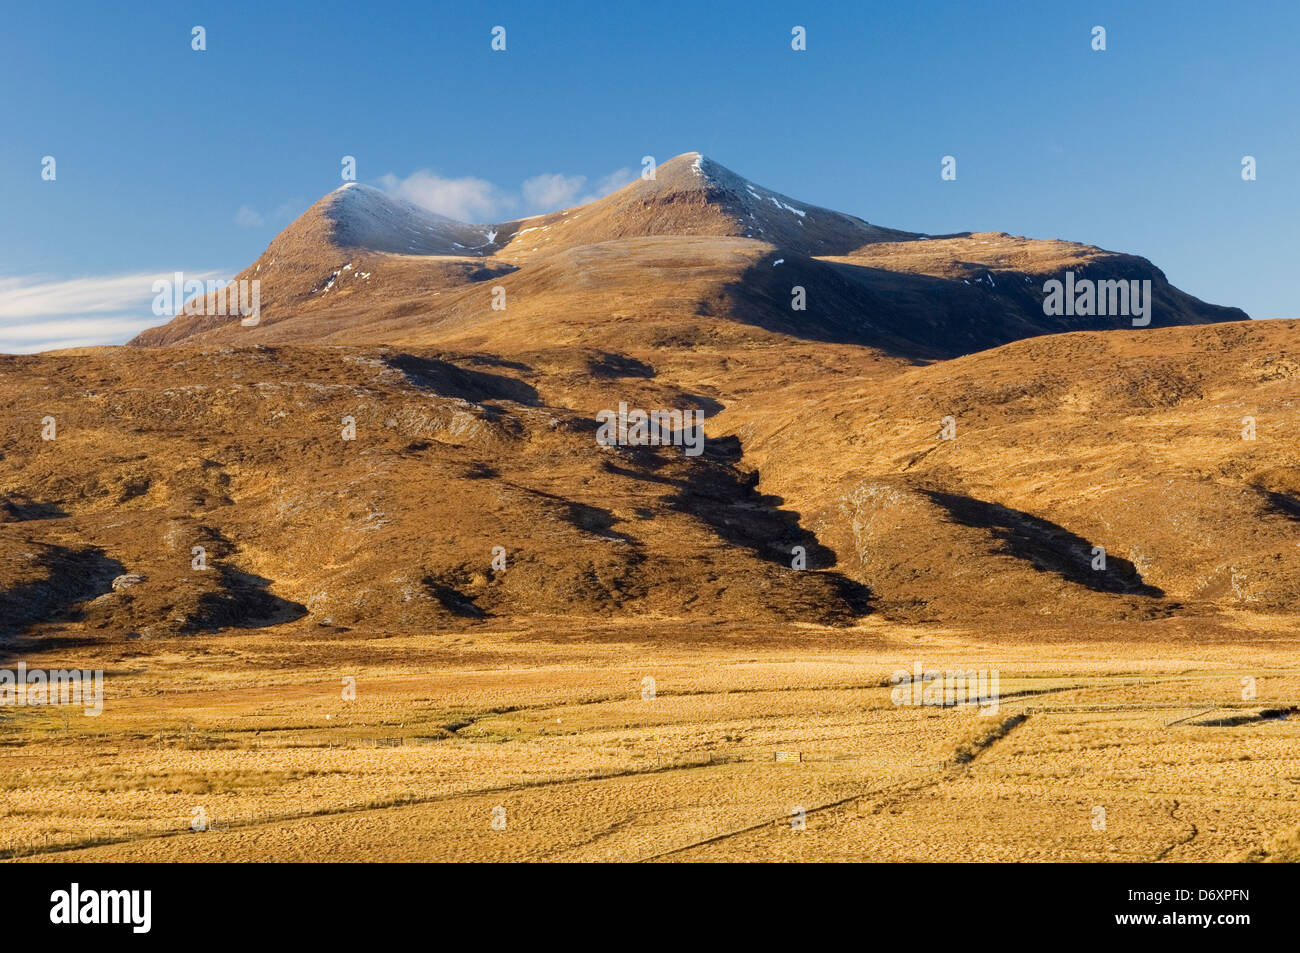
[2,616,1297,862]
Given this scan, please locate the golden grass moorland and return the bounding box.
[3,616,1297,863]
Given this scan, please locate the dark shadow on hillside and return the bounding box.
[465,264,516,283]
[601,460,677,484]
[682,394,725,417]
[422,577,487,619]
[186,566,307,632]
[0,498,67,522]
[658,433,873,615]
[565,501,637,543]
[663,437,833,566]
[524,486,641,544]
[922,490,1164,597]
[461,353,531,372]
[719,251,1247,361]
[1257,487,1300,522]
[0,545,124,638]
[585,351,656,379]
[717,253,1012,360]
[383,353,540,406]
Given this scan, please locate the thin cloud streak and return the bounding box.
[0,270,226,353]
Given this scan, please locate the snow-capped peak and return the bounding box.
[324,183,497,255]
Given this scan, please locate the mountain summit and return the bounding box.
[482,152,922,259]
[326,183,499,255]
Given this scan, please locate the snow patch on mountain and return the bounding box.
[325,183,497,256]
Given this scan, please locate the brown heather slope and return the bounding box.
[0,345,871,645]
[720,319,1300,622]
[7,318,1297,640]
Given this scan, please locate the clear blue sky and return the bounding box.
[1,0,1295,350]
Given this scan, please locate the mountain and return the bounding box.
[131,153,1247,361]
[2,152,1276,646]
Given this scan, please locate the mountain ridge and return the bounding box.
[130,152,1248,354]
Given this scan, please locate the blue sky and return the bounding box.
[1,0,1295,350]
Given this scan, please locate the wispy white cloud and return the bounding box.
[521,173,587,211]
[0,271,226,354]
[589,167,636,199]
[234,205,265,227]
[376,170,511,222]
[378,165,636,220]
[273,198,308,222]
